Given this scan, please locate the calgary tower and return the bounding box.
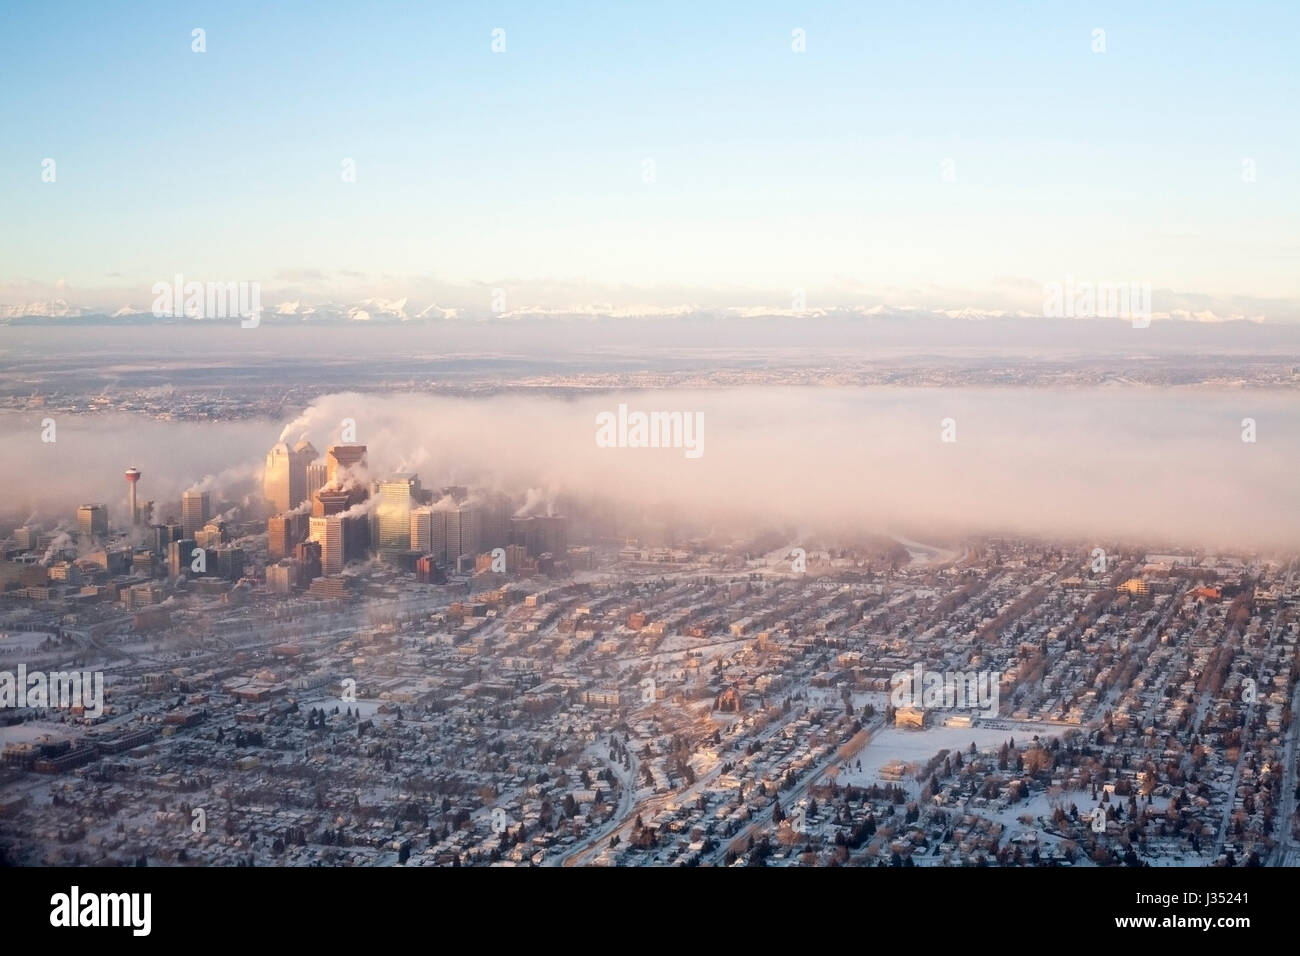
[124,467,141,525]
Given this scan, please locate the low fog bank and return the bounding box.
[2,387,1297,551]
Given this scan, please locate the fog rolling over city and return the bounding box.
[6,387,1297,549]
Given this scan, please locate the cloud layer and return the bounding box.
[4,388,1296,551]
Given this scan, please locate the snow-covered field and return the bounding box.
[833,721,1065,786]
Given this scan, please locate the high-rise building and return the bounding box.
[432,508,448,561]
[215,546,244,581]
[538,515,568,557]
[309,515,344,575]
[168,537,197,578]
[294,540,322,584]
[267,513,307,560]
[308,576,349,599]
[445,506,478,565]
[505,544,531,573]
[267,515,291,559]
[163,522,186,548]
[263,443,299,515]
[124,467,142,525]
[195,521,228,550]
[410,509,431,554]
[477,492,513,550]
[312,476,371,562]
[345,511,370,563]
[410,506,433,553]
[509,516,532,554]
[510,515,569,557]
[326,444,367,484]
[48,561,82,586]
[376,473,419,551]
[77,504,108,540]
[264,440,318,514]
[415,554,444,584]
[148,524,174,556]
[311,487,369,560]
[411,506,449,562]
[293,439,318,484]
[312,489,350,516]
[266,559,298,594]
[131,550,156,576]
[305,458,327,504]
[181,490,210,536]
[510,516,540,555]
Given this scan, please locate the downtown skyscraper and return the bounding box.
[181,490,210,536]
[375,473,420,551]
[264,439,318,514]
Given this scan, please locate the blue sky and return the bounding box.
[2,0,1297,311]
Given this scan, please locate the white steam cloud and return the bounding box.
[42,530,73,564]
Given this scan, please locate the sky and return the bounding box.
[2,1,1298,314]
